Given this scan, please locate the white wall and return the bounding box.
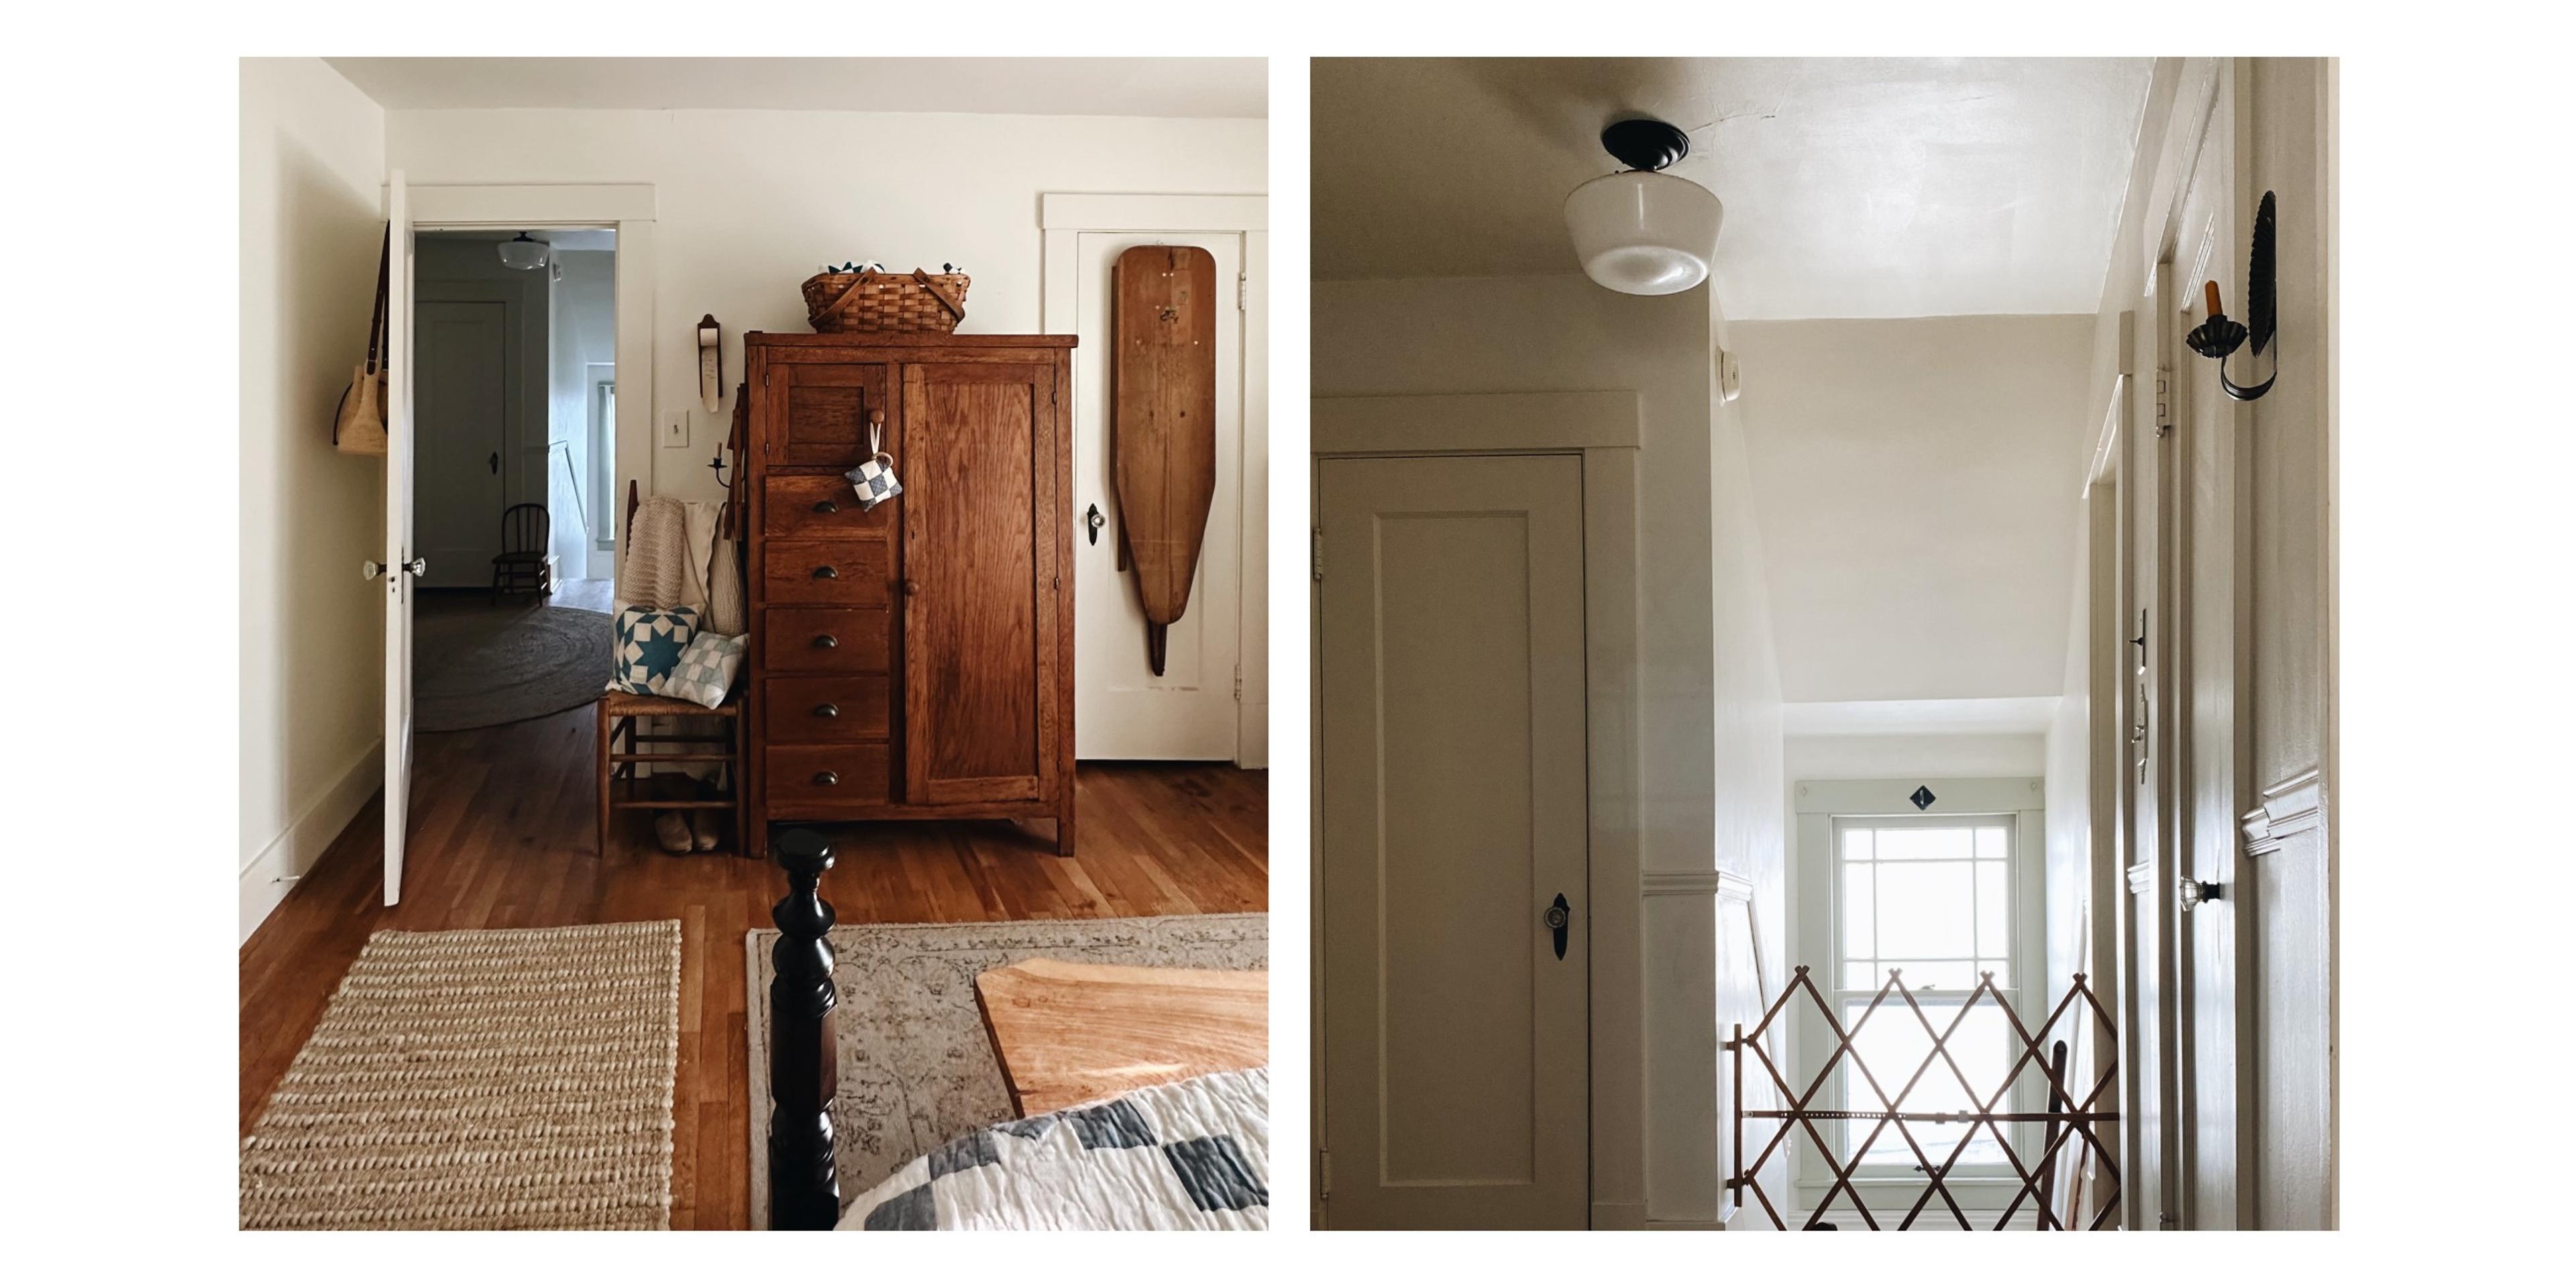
[1730,315,2096,704]
[1315,273,1784,1228]
[549,248,614,576]
[1790,732,2046,782]
[385,109,1267,504]
[239,58,387,941]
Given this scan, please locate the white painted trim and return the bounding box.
[1641,868,1754,902]
[1315,389,1649,1230]
[1314,391,1644,454]
[240,741,384,944]
[2241,767,2325,850]
[1040,192,1266,231]
[2086,370,2129,495]
[401,182,656,225]
[1792,777,2045,817]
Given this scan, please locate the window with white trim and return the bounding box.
[1831,813,2029,1172]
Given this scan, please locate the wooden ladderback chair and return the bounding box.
[492,502,551,602]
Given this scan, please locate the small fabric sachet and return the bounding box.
[611,605,700,694]
[843,417,902,511]
[664,633,745,708]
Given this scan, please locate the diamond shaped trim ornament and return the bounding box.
[1909,785,1936,810]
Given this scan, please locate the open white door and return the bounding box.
[1071,230,1244,761]
[382,170,415,906]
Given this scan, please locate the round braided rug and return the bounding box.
[413,604,612,733]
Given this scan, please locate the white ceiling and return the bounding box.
[326,58,1267,119]
[1312,57,2151,319]
[1783,697,2061,738]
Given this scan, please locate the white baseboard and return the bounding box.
[239,741,383,945]
[1592,1200,1650,1230]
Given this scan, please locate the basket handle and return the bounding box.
[813,274,872,327]
[911,270,965,321]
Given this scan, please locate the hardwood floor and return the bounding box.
[238,704,1267,1230]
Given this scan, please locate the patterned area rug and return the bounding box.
[240,922,683,1230]
[414,602,612,732]
[745,914,1267,1228]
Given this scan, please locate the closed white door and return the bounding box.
[1072,231,1244,761]
[2121,256,2183,1230]
[414,298,510,588]
[381,170,416,906]
[1317,453,1591,1230]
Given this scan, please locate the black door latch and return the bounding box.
[1545,894,1570,961]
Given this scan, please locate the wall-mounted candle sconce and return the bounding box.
[2184,190,2278,400]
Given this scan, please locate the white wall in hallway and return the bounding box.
[384,108,1267,504]
[1730,314,2096,704]
[239,57,388,941]
[549,248,615,577]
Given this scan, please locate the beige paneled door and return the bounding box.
[1316,453,1590,1230]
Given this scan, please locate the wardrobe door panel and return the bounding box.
[901,360,1058,805]
[762,360,893,468]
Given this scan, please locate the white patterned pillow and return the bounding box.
[612,606,700,694]
[665,632,744,708]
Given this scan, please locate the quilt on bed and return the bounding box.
[836,1066,1269,1230]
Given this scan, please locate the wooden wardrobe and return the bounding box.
[741,332,1077,858]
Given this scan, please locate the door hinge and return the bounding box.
[1232,663,1244,702]
[1318,1148,1330,1199]
[1311,528,1323,582]
[1238,273,1248,312]
[2153,366,2174,437]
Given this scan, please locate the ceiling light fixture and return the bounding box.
[498,231,548,271]
[1564,118,1723,296]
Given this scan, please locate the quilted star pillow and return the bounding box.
[612,606,700,695]
[664,632,744,709]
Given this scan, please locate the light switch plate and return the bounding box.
[662,409,690,448]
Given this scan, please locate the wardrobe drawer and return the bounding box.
[765,475,894,537]
[761,607,889,674]
[767,743,892,812]
[763,676,890,742]
[763,539,890,607]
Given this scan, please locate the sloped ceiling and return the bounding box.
[327,58,1267,119]
[1312,57,2150,319]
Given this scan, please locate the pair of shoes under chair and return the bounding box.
[645,774,724,854]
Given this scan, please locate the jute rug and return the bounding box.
[744,914,1266,1228]
[414,602,612,732]
[240,921,683,1230]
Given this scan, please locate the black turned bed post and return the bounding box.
[769,828,841,1230]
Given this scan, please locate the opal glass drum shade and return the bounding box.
[1564,170,1724,296]
[498,233,548,271]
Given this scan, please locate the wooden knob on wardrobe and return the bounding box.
[902,579,920,597]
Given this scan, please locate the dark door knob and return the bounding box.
[812,770,839,787]
[813,565,839,580]
[1545,894,1571,961]
[812,498,839,515]
[812,702,839,718]
[488,451,500,474]
[1086,503,1106,546]
[902,579,920,597]
[812,633,837,649]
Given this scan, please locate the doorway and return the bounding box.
[1313,451,1592,1230]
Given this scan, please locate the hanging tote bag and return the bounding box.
[333,229,391,455]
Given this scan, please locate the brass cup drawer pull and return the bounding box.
[812,702,840,719]
[812,498,840,515]
[812,633,838,649]
[812,770,839,787]
[813,565,839,580]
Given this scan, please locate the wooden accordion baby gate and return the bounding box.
[1727,967,2121,1230]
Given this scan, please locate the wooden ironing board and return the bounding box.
[1111,244,1217,676]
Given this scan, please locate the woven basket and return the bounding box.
[801,269,970,333]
